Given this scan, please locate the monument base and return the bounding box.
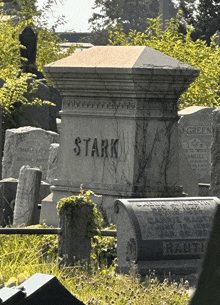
[116,259,202,285]
[40,182,184,226]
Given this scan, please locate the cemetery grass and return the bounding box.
[0,228,191,305]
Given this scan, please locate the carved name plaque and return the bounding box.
[115,197,220,262]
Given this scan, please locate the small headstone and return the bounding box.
[2,126,59,180]
[115,197,220,282]
[178,106,214,183]
[59,205,93,266]
[13,165,42,226]
[46,143,59,184]
[0,178,50,227]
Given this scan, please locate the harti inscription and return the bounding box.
[129,199,216,256]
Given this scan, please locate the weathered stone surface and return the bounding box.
[0,179,50,227]
[115,197,220,280]
[2,126,59,180]
[58,205,92,265]
[179,146,198,196]
[179,106,214,183]
[210,108,220,197]
[13,165,42,226]
[46,143,59,184]
[43,45,199,224]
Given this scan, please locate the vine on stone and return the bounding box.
[57,186,102,239]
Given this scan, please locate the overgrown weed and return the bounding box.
[0,227,191,304]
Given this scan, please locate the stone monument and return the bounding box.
[41,46,199,224]
[178,106,214,184]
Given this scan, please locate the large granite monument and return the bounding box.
[41,46,199,224]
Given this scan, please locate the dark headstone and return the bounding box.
[17,273,85,305]
[189,204,220,305]
[19,26,44,79]
[19,26,37,66]
[0,273,85,305]
[0,287,26,305]
[115,197,220,282]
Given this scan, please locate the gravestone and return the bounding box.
[42,45,199,225]
[22,79,62,132]
[188,202,220,305]
[2,126,59,181]
[115,197,220,282]
[178,106,214,184]
[13,166,42,226]
[0,273,85,305]
[0,178,50,227]
[59,205,93,266]
[46,143,59,184]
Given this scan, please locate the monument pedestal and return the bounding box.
[41,46,199,225]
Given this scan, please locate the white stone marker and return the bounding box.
[13,165,42,226]
[2,126,59,181]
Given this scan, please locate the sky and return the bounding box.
[37,0,98,32]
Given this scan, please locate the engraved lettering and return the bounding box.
[74,137,81,155]
[83,138,90,156]
[163,241,206,256]
[101,139,108,157]
[111,139,119,158]
[91,138,99,157]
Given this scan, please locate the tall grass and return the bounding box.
[0,227,191,304]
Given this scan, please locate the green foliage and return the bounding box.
[0,225,192,304]
[0,0,76,134]
[91,224,117,269]
[108,13,220,109]
[57,187,102,239]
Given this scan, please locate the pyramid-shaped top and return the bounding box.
[45,46,198,71]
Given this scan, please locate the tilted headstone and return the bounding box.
[188,203,220,305]
[115,197,220,282]
[42,45,199,225]
[2,126,59,180]
[178,106,214,184]
[13,165,42,226]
